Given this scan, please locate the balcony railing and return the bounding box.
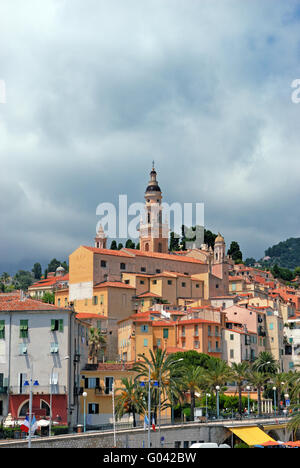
[9,385,67,395]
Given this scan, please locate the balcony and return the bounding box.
[9,385,67,395]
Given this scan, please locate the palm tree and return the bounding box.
[287,409,300,440]
[267,371,293,413]
[248,370,270,416]
[179,365,205,421]
[88,327,106,363]
[253,351,279,374]
[202,359,232,392]
[114,377,144,427]
[132,349,182,423]
[230,362,250,415]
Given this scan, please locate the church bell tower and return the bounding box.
[139,163,169,253]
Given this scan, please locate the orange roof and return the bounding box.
[136,292,161,298]
[29,274,69,289]
[229,276,245,281]
[94,281,135,289]
[0,295,68,312]
[76,313,107,320]
[123,248,205,264]
[83,246,132,257]
[178,319,221,326]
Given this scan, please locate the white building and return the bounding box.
[0,292,89,429]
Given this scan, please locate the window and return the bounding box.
[19,343,27,355]
[194,325,199,336]
[195,284,200,289]
[215,326,219,337]
[269,323,274,330]
[125,280,130,284]
[0,321,5,339]
[105,377,114,395]
[163,329,169,339]
[50,342,59,354]
[152,280,157,285]
[93,296,98,306]
[120,263,126,270]
[174,441,181,448]
[57,299,61,307]
[230,349,234,359]
[167,280,173,285]
[88,403,99,414]
[156,269,161,274]
[157,339,161,347]
[51,320,63,332]
[140,280,145,285]
[194,341,200,349]
[141,267,146,272]
[101,260,107,268]
[141,325,149,333]
[20,320,28,338]
[182,282,186,287]
[84,377,100,389]
[144,339,148,347]
[230,334,234,341]
[216,284,219,289]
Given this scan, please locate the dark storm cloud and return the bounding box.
[1,0,300,272]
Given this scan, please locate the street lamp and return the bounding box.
[257,361,271,372]
[246,386,251,417]
[205,393,211,419]
[112,381,116,447]
[273,387,277,416]
[216,386,220,419]
[140,366,151,449]
[82,392,87,432]
[23,364,39,449]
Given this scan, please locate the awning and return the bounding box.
[228,426,276,446]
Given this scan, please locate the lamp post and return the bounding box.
[112,381,116,447]
[273,387,277,416]
[216,386,220,419]
[82,392,87,432]
[246,386,251,417]
[284,393,289,442]
[205,393,211,419]
[23,364,39,449]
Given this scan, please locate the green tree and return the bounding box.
[133,349,182,423]
[88,328,106,363]
[13,270,34,291]
[42,292,55,304]
[0,272,10,285]
[179,365,205,421]
[202,359,232,392]
[253,352,279,375]
[169,232,181,251]
[115,378,144,427]
[32,263,42,280]
[117,243,124,250]
[47,259,61,273]
[248,371,270,416]
[227,241,243,263]
[125,239,135,249]
[230,362,250,415]
[110,240,118,250]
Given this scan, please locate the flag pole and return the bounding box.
[28,364,33,449]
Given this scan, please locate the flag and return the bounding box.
[152,417,156,431]
[20,415,37,434]
[144,414,149,430]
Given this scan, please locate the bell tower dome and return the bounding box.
[139,163,169,253]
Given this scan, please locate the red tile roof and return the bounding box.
[122,248,205,264]
[136,292,161,298]
[76,313,107,320]
[0,295,67,312]
[94,281,135,289]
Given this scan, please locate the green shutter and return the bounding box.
[0,320,4,339]
[59,319,64,332]
[51,320,56,331]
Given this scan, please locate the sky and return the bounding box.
[1,0,300,274]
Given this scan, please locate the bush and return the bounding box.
[52,425,69,436]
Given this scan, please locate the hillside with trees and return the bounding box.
[264,237,300,270]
